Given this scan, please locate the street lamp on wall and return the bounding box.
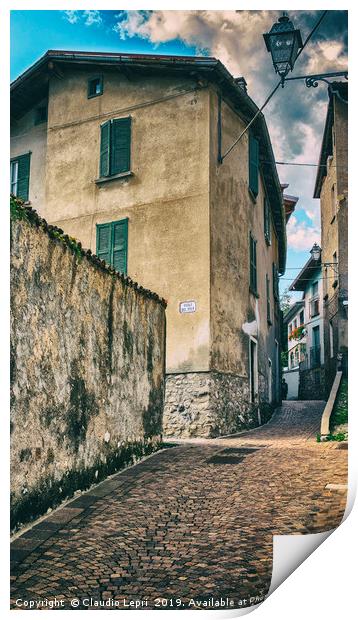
[263,12,348,89]
[310,243,321,262]
[263,13,303,85]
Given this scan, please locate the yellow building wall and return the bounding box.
[10,100,48,210]
[31,69,211,374]
[209,90,281,400]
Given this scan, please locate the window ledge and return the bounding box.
[95,171,133,185]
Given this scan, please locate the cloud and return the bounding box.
[286,215,320,253]
[63,10,102,27]
[64,10,79,25]
[83,10,102,27]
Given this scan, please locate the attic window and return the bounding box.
[88,75,103,99]
[34,105,47,125]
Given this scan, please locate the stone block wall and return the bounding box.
[298,368,326,400]
[164,371,259,438]
[10,200,166,530]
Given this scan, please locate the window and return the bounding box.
[331,183,336,219]
[96,219,128,274]
[332,251,338,287]
[264,198,271,244]
[88,75,103,99]
[10,153,31,201]
[299,310,304,325]
[272,263,279,300]
[249,131,259,198]
[312,281,318,298]
[249,233,257,294]
[266,274,271,324]
[99,117,131,179]
[34,105,48,125]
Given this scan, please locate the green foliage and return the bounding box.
[281,351,288,368]
[330,378,348,431]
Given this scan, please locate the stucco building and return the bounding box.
[289,247,325,400]
[313,82,348,392]
[10,50,287,438]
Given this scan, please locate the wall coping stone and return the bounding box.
[10,196,167,308]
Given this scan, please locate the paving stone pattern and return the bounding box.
[10,402,348,610]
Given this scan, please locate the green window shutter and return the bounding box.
[112,219,128,275]
[266,274,271,322]
[96,223,111,265]
[250,233,257,293]
[111,117,131,175]
[249,133,259,197]
[100,121,111,177]
[16,153,31,201]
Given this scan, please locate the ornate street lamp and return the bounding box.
[310,243,321,261]
[263,13,303,84]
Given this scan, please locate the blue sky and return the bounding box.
[10,10,348,298]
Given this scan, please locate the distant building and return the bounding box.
[10,50,287,438]
[282,300,305,399]
[313,82,348,391]
[289,246,325,399]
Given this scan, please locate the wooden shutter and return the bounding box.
[250,233,257,293]
[266,274,271,322]
[112,219,128,275]
[100,121,111,177]
[16,153,31,201]
[111,117,131,175]
[249,133,259,197]
[96,223,111,265]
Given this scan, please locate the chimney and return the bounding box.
[234,77,247,93]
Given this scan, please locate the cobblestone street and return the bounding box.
[10,401,348,610]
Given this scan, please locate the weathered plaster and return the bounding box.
[10,208,166,529]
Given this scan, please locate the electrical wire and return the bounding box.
[221,10,329,162]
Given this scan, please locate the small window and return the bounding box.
[312,281,319,298]
[331,184,336,219]
[99,117,131,178]
[10,153,31,201]
[264,198,271,244]
[96,218,128,275]
[88,75,103,99]
[299,310,304,325]
[34,105,48,125]
[249,233,258,294]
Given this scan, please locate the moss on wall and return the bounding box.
[10,197,166,531]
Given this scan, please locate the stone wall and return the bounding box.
[298,368,326,400]
[10,200,166,530]
[164,372,259,438]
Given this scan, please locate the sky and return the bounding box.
[10,9,348,297]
